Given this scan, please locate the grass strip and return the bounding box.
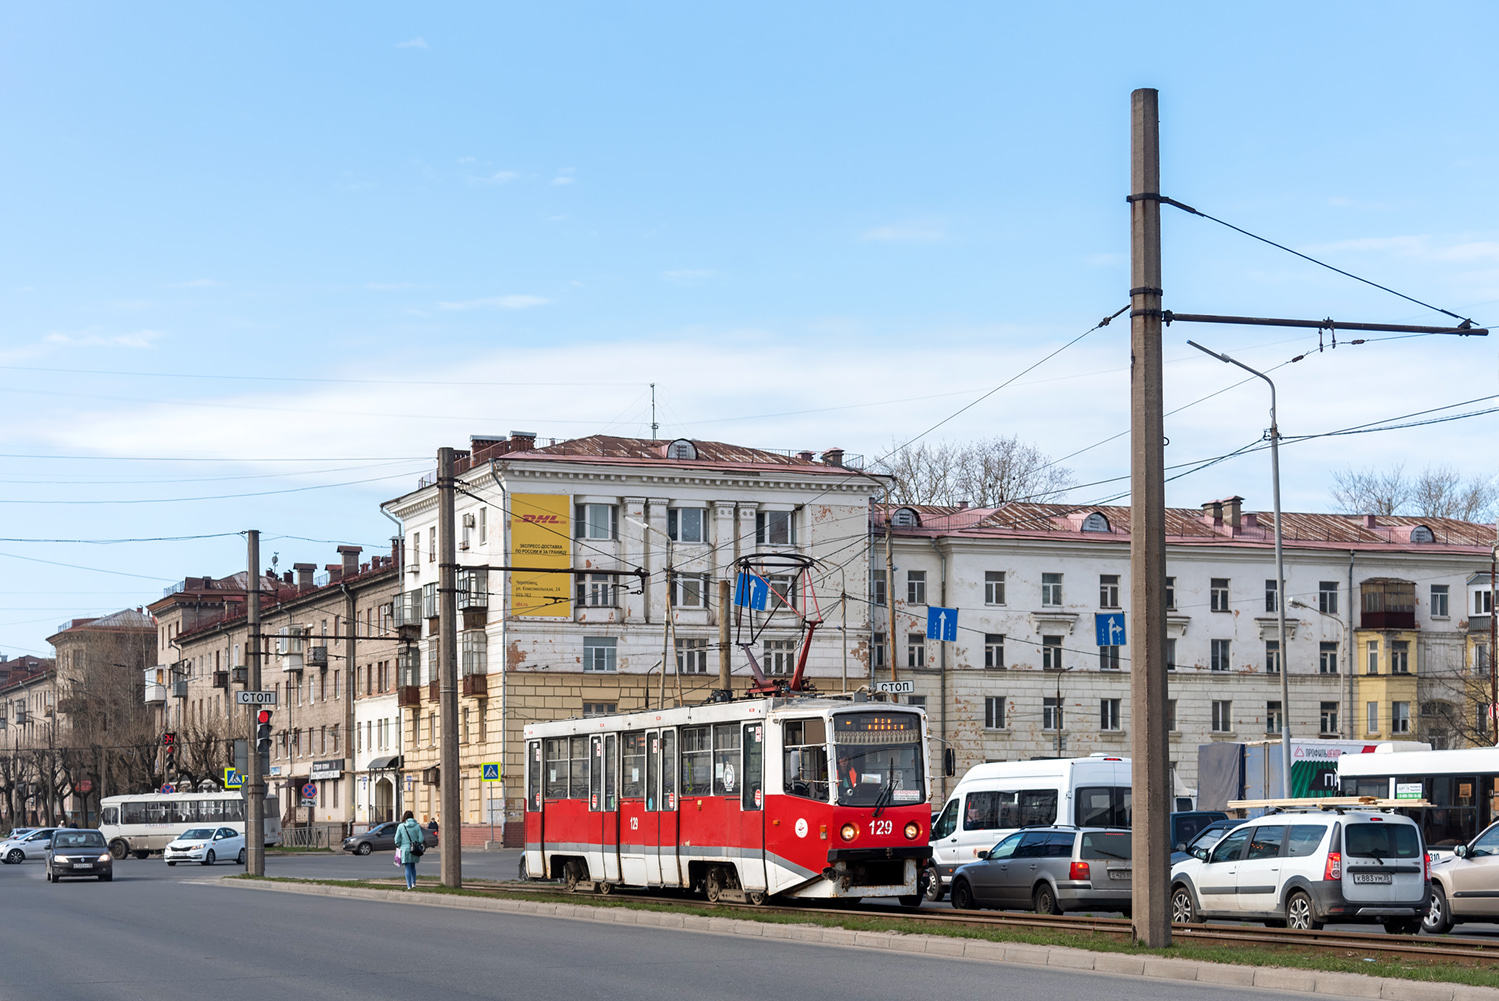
[226,875,1499,989]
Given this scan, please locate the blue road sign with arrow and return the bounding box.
[926,606,958,642]
[1095,612,1127,646]
[734,572,768,611]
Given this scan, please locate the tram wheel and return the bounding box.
[705,867,724,903]
[746,890,768,906]
[564,860,583,892]
[597,881,614,895]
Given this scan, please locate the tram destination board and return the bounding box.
[834,712,921,742]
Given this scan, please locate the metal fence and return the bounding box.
[281,823,345,848]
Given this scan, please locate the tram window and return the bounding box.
[742,724,763,811]
[569,736,589,799]
[527,742,542,811]
[712,723,740,796]
[621,732,647,799]
[681,726,713,796]
[661,729,677,810]
[589,737,602,809]
[544,738,569,800]
[782,718,830,802]
[604,734,618,811]
[646,733,659,811]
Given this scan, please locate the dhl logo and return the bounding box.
[521,514,564,524]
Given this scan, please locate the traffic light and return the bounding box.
[162,732,177,759]
[256,710,273,755]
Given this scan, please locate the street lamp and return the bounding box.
[1189,340,1293,799]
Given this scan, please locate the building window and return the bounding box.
[1391,640,1410,675]
[1210,638,1231,672]
[1043,697,1064,731]
[1165,576,1176,611]
[1393,701,1411,734]
[1210,578,1230,612]
[1265,640,1280,675]
[677,638,710,674]
[1042,573,1063,607]
[461,708,470,744]
[1211,700,1233,733]
[1081,512,1110,532]
[1166,699,1177,732]
[1165,637,1177,672]
[670,574,709,609]
[461,630,487,675]
[983,634,1005,669]
[762,639,795,676]
[1319,642,1339,675]
[1099,698,1121,731]
[984,571,1006,606]
[906,695,927,709]
[1098,645,1120,671]
[478,507,487,544]
[871,633,886,671]
[667,507,705,543]
[575,503,616,541]
[1367,701,1379,734]
[1477,643,1491,675]
[582,702,617,717]
[1099,574,1120,609]
[767,574,798,612]
[755,510,794,546]
[1042,635,1063,671]
[1431,584,1450,618]
[1320,701,1339,735]
[1475,587,1494,616]
[428,527,436,561]
[1366,640,1379,675]
[1266,701,1283,734]
[870,571,886,608]
[907,633,925,668]
[428,712,437,747]
[984,696,1006,730]
[906,571,926,605]
[576,573,618,608]
[1318,581,1338,615]
[1264,579,1279,613]
[582,637,617,673]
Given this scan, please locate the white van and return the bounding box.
[926,755,1131,901]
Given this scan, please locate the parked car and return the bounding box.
[1171,819,1241,866]
[45,829,113,882]
[0,828,57,864]
[342,822,438,855]
[1423,819,1499,934]
[164,827,246,866]
[1170,808,1429,933]
[949,827,1132,915]
[1170,810,1229,849]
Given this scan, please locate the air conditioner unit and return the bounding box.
[462,513,476,528]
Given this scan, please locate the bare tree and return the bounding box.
[1331,464,1411,516]
[879,435,1074,507]
[1332,463,1496,522]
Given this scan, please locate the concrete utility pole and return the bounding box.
[1128,87,1171,948]
[1490,542,1497,745]
[884,487,897,689]
[246,530,265,877]
[437,448,462,888]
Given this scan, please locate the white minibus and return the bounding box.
[99,792,281,859]
[926,754,1131,900]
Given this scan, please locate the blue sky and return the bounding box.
[1,3,1496,656]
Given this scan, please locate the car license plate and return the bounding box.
[72,862,92,868]
[1353,873,1392,884]
[1109,868,1131,880]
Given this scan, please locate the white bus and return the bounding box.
[99,792,282,859]
[1338,745,1499,852]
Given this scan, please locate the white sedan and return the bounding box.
[1,828,57,864]
[164,827,246,866]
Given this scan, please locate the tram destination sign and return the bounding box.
[235,691,279,705]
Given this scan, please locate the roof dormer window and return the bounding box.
[1081,512,1110,532]
[665,439,698,460]
[891,507,920,528]
[1409,525,1434,543]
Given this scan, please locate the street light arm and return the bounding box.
[1187,340,1277,421]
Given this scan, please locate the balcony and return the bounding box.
[458,568,489,610]
[462,674,488,698]
[1361,578,1416,630]
[396,686,421,708]
[171,680,188,699]
[212,670,229,689]
[231,666,248,685]
[422,582,439,621]
[308,646,328,669]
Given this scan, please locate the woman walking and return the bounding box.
[394,810,426,890]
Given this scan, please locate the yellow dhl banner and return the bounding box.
[510,493,571,618]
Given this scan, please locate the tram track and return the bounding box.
[357,877,1499,966]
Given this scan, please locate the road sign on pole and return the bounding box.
[734,572,768,610]
[159,783,175,795]
[1095,612,1127,647]
[926,606,958,642]
[302,782,318,800]
[223,767,243,790]
[481,762,501,782]
[235,690,278,705]
[875,680,914,694]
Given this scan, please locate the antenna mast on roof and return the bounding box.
[650,383,659,440]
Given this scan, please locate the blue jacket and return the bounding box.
[394,818,426,864]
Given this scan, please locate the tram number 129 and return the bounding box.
[869,819,893,836]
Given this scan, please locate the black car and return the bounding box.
[45,829,113,882]
[1170,811,1229,849]
[342,822,438,855]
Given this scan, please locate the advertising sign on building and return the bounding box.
[510,493,572,618]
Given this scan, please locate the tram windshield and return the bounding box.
[832,712,925,807]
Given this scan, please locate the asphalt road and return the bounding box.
[1,854,1325,1001]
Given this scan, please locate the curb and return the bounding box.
[221,879,1499,1001]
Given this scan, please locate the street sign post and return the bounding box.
[1095,612,1127,647]
[235,690,278,705]
[159,783,175,795]
[926,606,958,642]
[481,762,502,844]
[223,767,243,790]
[302,782,318,800]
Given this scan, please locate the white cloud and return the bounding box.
[862,219,946,243]
[1302,234,1499,265]
[551,176,574,186]
[167,278,222,289]
[551,167,576,186]
[663,269,719,285]
[435,295,551,311]
[397,36,428,49]
[44,329,163,349]
[468,171,518,186]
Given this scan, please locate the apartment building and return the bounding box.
[383,433,885,845]
[877,495,1496,800]
[0,654,57,826]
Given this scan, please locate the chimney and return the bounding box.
[1222,496,1243,530]
[1364,514,1379,529]
[324,563,343,584]
[509,430,537,452]
[281,571,293,584]
[797,450,815,463]
[391,537,402,566]
[956,500,970,510]
[821,448,844,468]
[292,562,317,589]
[338,545,362,578]
[1201,500,1223,527]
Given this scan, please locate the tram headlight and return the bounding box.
[840,823,858,842]
[904,822,920,841]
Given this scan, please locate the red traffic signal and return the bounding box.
[257,709,272,724]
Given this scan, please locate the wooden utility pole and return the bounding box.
[245,530,265,876]
[718,578,732,694]
[437,448,462,888]
[1129,87,1171,947]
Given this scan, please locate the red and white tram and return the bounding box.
[522,696,932,903]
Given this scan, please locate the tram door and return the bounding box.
[618,731,650,885]
[739,722,768,892]
[587,736,610,882]
[660,729,682,886]
[601,734,620,881]
[526,740,544,878]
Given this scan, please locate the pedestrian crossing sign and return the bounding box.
[223,767,243,790]
[481,762,502,782]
